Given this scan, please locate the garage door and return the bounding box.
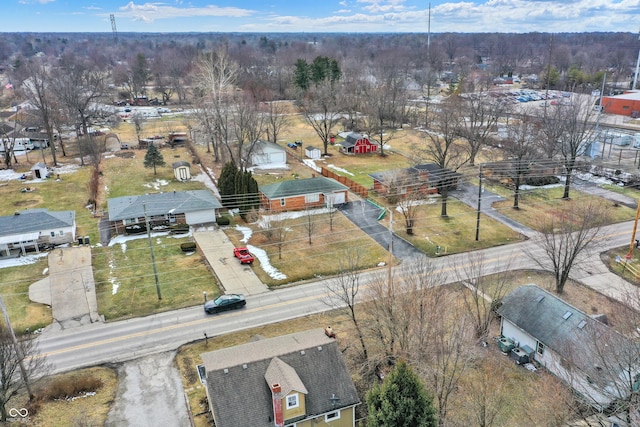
[185,210,217,225]
[326,192,345,206]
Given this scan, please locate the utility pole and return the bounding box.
[0,295,33,400]
[475,165,483,241]
[633,28,640,90]
[144,204,162,300]
[387,208,394,297]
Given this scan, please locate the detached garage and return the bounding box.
[250,140,287,169]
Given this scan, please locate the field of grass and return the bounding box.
[10,366,117,426]
[225,211,391,286]
[390,197,524,255]
[492,186,636,230]
[92,234,220,320]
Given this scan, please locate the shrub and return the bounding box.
[216,216,231,226]
[181,242,197,252]
[42,375,104,401]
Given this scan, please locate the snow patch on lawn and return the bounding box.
[235,225,287,281]
[0,253,48,269]
[143,179,169,190]
[328,164,354,176]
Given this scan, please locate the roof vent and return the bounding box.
[578,320,587,329]
[243,364,248,370]
[223,368,229,374]
[535,295,545,303]
[317,346,323,351]
[563,311,573,320]
[300,350,305,355]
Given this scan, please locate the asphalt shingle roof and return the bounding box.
[0,209,75,238]
[107,190,221,221]
[201,329,359,427]
[497,284,637,375]
[260,177,348,199]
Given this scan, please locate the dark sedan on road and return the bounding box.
[204,294,246,314]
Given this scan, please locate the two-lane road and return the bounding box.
[37,220,636,374]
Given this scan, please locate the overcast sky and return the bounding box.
[5,0,640,34]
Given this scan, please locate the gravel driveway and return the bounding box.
[105,351,190,427]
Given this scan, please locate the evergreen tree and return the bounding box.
[367,361,438,427]
[293,59,310,91]
[143,142,165,175]
[218,161,238,208]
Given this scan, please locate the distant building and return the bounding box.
[0,209,76,258]
[601,91,640,117]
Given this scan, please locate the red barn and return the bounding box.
[340,132,378,154]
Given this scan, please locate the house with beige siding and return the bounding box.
[201,328,360,427]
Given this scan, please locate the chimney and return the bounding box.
[271,383,284,427]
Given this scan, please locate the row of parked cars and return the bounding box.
[489,89,571,104]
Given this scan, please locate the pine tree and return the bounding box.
[143,142,165,175]
[218,161,238,208]
[367,361,438,427]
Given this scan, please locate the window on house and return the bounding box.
[59,230,64,236]
[537,342,545,355]
[280,198,286,207]
[286,394,299,409]
[305,193,319,203]
[124,218,137,225]
[325,410,341,422]
[50,232,55,237]
[623,105,630,110]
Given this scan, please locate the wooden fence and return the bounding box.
[320,167,369,198]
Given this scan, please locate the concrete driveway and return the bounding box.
[193,227,268,295]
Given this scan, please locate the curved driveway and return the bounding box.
[337,200,424,260]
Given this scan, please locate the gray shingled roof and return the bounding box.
[107,190,221,221]
[0,209,75,237]
[497,285,637,375]
[369,163,461,185]
[201,329,360,427]
[260,177,348,199]
[343,132,367,148]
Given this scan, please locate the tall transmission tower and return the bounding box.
[110,14,118,41]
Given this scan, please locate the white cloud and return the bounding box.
[116,1,255,23]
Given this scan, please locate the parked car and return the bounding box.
[204,294,246,314]
[233,247,255,264]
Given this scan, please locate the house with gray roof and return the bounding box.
[498,284,640,410]
[250,140,287,169]
[369,163,461,197]
[107,190,222,235]
[260,176,348,212]
[200,328,360,427]
[0,208,76,258]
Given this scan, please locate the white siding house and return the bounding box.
[250,140,287,169]
[498,285,640,411]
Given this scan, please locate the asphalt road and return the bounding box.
[36,219,635,374]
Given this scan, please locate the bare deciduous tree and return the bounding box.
[526,200,608,294]
[0,325,47,422]
[323,248,369,363]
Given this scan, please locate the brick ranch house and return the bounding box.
[369,163,461,197]
[260,177,349,212]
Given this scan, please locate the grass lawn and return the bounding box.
[390,197,524,255]
[225,212,391,286]
[92,234,220,320]
[0,258,52,332]
[602,247,640,288]
[492,186,636,230]
[10,366,117,426]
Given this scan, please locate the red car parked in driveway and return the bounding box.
[233,247,255,264]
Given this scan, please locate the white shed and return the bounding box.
[305,145,322,160]
[31,162,49,179]
[172,161,191,181]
